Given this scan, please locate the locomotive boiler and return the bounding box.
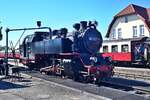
[20,21,113,83]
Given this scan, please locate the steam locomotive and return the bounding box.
[20,21,114,83]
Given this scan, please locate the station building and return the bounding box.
[100,4,150,53]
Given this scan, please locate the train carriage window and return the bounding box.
[121,44,129,52]
[103,46,108,53]
[111,45,118,52]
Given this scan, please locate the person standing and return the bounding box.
[0,59,4,75]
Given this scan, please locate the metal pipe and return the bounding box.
[7,27,51,32]
[5,26,52,76]
[5,28,9,76]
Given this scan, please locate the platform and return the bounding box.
[0,73,109,100]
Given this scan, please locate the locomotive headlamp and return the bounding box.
[90,57,97,63]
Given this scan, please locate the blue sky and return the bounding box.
[0,0,150,47]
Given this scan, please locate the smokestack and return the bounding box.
[80,21,87,32]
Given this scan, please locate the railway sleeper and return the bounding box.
[115,72,150,80]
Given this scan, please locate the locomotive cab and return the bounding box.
[20,35,32,58]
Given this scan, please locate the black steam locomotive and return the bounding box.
[20,21,113,83]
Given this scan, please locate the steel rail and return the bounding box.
[8,62,150,96]
[114,67,150,80]
[101,80,150,96]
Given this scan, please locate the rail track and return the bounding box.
[8,62,150,81]
[108,67,150,97]
[101,79,150,97]
[8,61,150,80]
[21,70,150,99]
[114,67,150,80]
[7,63,150,99]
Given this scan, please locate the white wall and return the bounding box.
[109,14,150,39]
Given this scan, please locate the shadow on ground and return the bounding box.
[0,80,30,90]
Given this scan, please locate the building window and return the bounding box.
[139,25,144,36]
[111,45,118,52]
[118,28,122,39]
[103,46,108,53]
[133,26,137,37]
[125,16,128,23]
[121,44,129,52]
[112,29,116,39]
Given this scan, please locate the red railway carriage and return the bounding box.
[101,37,150,67]
[0,50,20,59]
[102,52,131,62]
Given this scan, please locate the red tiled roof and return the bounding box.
[147,8,150,20]
[115,4,136,17]
[106,4,150,37]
